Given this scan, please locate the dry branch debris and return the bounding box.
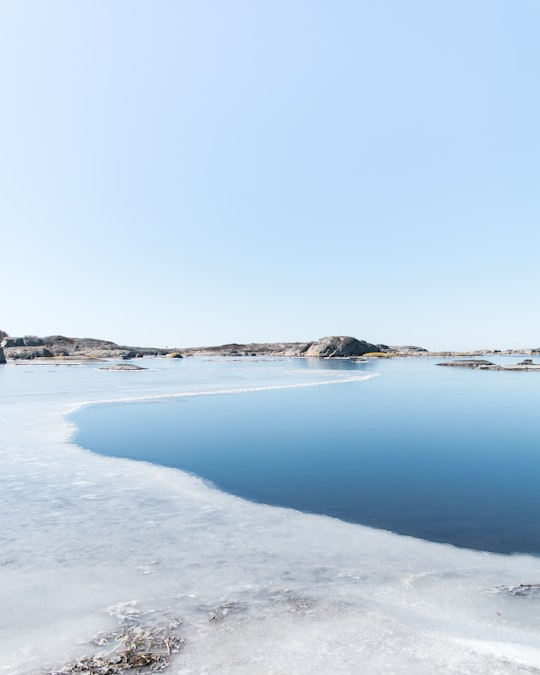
[47,612,184,675]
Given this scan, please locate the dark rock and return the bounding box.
[22,336,44,347]
[305,336,378,358]
[1,337,24,347]
[0,347,5,364]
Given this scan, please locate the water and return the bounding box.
[71,356,540,554]
[2,356,540,674]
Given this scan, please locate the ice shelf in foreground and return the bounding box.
[1,357,539,674]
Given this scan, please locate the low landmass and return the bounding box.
[437,358,540,371]
[0,334,171,363]
[99,363,148,371]
[1,331,540,365]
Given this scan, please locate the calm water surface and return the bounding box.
[71,357,540,554]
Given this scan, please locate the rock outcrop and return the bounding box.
[0,335,177,361]
[437,359,495,368]
[180,337,426,358]
[1,337,26,347]
[181,338,381,358]
[305,336,379,358]
[3,346,53,360]
[17,330,540,363]
[0,347,5,364]
[99,363,147,371]
[181,342,311,357]
[437,359,540,371]
[389,345,428,353]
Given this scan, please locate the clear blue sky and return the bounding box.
[1,1,538,350]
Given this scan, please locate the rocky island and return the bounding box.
[1,330,540,365]
[0,334,172,362]
[181,335,387,358]
[437,358,540,371]
[0,332,415,363]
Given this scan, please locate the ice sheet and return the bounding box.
[1,358,539,674]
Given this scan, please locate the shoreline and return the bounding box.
[3,332,540,365]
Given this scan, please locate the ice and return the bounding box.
[1,358,540,674]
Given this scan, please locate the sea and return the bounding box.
[1,355,540,674]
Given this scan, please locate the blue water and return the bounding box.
[71,357,540,554]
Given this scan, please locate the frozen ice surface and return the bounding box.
[1,357,540,674]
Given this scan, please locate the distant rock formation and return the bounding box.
[181,342,311,357]
[99,363,147,371]
[437,359,540,371]
[305,336,379,358]
[0,335,177,361]
[3,346,53,359]
[183,336,393,358]
[1,337,26,347]
[4,330,540,364]
[390,345,427,353]
[437,359,494,368]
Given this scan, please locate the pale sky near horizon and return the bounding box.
[1,1,539,350]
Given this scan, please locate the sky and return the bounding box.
[1,1,539,351]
